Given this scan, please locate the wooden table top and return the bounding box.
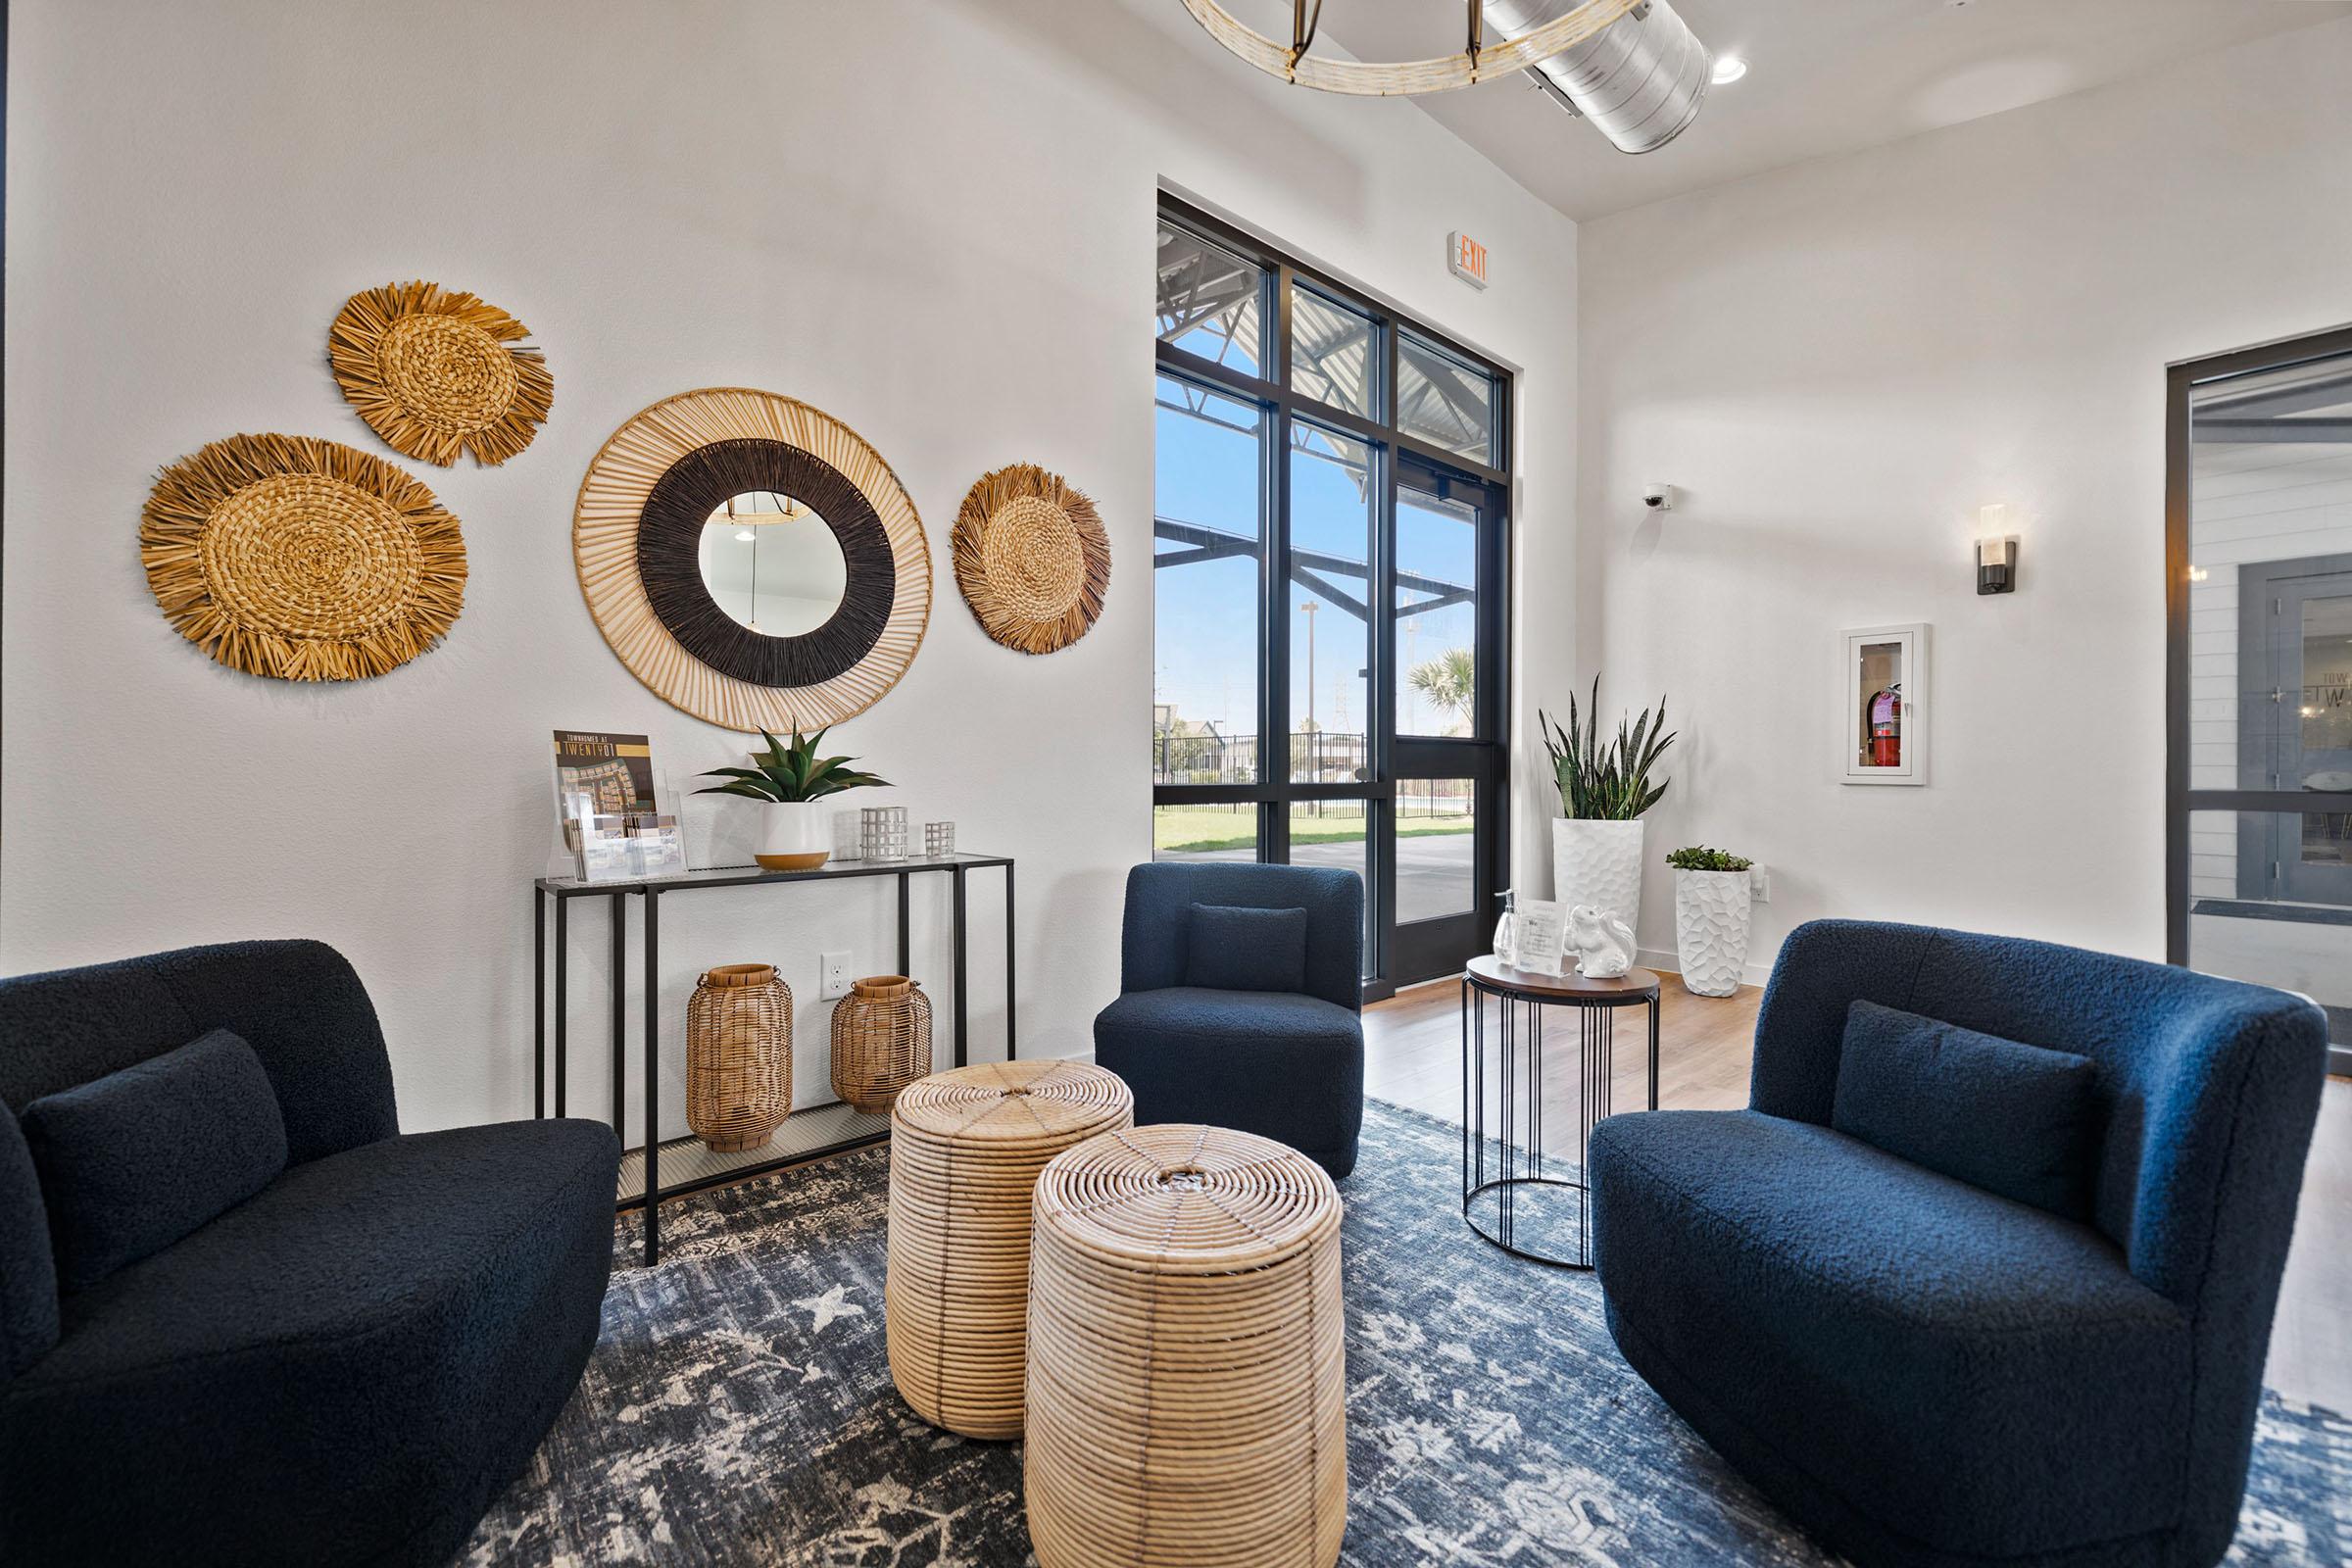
[1465,953,1661,1003]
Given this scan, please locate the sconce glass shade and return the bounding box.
[1976,534,2016,595]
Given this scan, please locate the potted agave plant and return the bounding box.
[696,727,888,871]
[1665,846,1754,998]
[1542,677,1674,940]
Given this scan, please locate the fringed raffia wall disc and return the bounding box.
[573,388,931,733]
[951,464,1108,655]
[329,281,553,466]
[139,433,466,682]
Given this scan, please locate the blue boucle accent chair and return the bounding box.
[0,941,620,1567]
[1094,862,1365,1178]
[1589,919,2328,1568]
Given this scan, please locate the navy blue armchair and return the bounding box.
[1590,920,2328,1568]
[0,941,619,1567]
[1094,862,1364,1178]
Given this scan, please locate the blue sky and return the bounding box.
[1154,374,1478,746]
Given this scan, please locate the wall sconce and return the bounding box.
[1976,504,2018,595]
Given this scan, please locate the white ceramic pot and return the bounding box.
[758,801,830,871]
[1674,868,1752,998]
[1551,818,1644,936]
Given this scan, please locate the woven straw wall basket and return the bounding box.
[830,974,932,1115]
[329,281,552,467]
[1026,1123,1346,1568]
[951,464,1108,656]
[139,433,466,682]
[885,1061,1133,1439]
[685,963,792,1153]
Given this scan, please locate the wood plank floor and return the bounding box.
[1364,971,2351,1413]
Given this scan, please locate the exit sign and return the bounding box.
[1447,230,1489,290]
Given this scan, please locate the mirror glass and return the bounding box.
[697,491,848,636]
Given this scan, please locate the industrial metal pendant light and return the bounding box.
[1180,0,1714,153]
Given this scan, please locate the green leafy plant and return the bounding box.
[1407,647,1476,733]
[1665,845,1752,872]
[693,727,889,805]
[1542,676,1674,820]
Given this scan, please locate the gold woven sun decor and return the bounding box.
[140,433,466,681]
[329,281,552,466]
[951,464,1108,656]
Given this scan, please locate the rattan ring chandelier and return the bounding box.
[573,388,931,733]
[952,464,1108,656]
[1182,0,1642,94]
[139,433,466,681]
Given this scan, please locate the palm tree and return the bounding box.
[1408,648,1475,734]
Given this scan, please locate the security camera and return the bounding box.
[1641,483,1676,512]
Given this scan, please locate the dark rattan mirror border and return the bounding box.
[635,437,893,689]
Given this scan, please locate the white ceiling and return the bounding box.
[1301,0,2352,221]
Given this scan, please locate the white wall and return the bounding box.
[1574,19,2352,977]
[2,0,1580,1135]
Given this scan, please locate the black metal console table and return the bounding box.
[1460,953,1658,1269]
[533,853,1015,1265]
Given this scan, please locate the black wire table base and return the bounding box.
[1459,966,1660,1270]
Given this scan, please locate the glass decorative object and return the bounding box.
[685,964,791,1152]
[830,808,865,862]
[925,820,956,858]
[861,806,908,863]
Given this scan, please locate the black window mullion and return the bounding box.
[1264,379,1292,867]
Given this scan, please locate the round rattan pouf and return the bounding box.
[887,1060,1134,1440]
[1025,1124,1346,1568]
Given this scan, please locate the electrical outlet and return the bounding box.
[820,951,852,1000]
[1749,865,1770,903]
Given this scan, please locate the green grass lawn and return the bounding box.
[1153,807,1474,855]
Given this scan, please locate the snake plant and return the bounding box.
[1542,677,1674,820]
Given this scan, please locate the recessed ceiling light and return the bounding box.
[735,529,757,542]
[1710,55,1747,86]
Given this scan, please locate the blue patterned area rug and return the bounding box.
[466,1101,2350,1566]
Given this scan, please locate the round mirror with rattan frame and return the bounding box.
[573,388,931,732]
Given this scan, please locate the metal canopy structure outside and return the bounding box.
[1156,222,1496,466]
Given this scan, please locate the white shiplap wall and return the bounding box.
[2186,437,2352,898]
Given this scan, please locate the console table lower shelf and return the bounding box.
[532,854,1015,1266]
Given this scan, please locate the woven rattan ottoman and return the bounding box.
[1025,1123,1347,1568]
[885,1059,1134,1439]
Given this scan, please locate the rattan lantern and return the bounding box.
[830,974,931,1114]
[886,1061,1134,1439]
[686,963,792,1152]
[1025,1123,1347,1568]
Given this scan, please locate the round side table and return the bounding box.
[1460,954,1659,1269]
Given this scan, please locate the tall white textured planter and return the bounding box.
[1551,819,1644,936]
[1674,869,1752,998]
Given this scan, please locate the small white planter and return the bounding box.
[757,800,830,871]
[1674,869,1752,998]
[1551,818,1644,936]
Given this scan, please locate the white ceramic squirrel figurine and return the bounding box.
[1567,905,1638,979]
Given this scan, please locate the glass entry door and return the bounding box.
[2168,329,2352,1071]
[1153,199,1512,1000]
[2239,560,2352,906]
[1391,465,1505,985]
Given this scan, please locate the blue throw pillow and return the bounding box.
[1832,1001,2101,1221]
[21,1028,289,1292]
[1186,904,1309,994]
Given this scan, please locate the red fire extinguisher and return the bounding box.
[1867,685,1902,767]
